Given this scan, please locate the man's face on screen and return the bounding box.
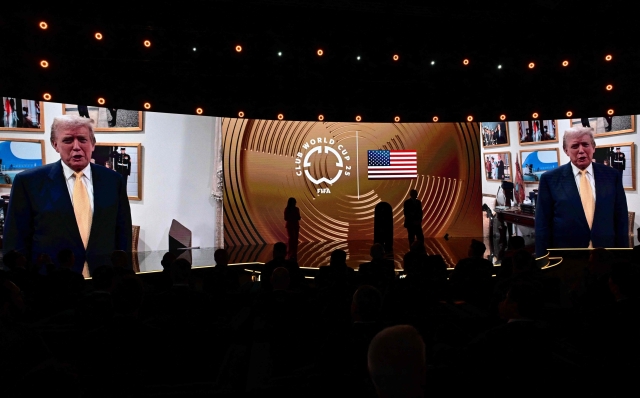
[53,126,96,172]
[564,134,594,170]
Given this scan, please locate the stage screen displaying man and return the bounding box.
[535,127,628,257]
[3,115,132,277]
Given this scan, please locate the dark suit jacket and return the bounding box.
[535,162,628,256]
[403,198,423,228]
[3,160,132,274]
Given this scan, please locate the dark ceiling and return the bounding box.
[1,0,638,122]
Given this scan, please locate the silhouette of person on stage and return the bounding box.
[403,189,424,245]
[284,197,301,260]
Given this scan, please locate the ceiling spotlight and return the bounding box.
[193,47,196,51]
[528,62,535,69]
[355,115,362,122]
[277,113,284,120]
[432,116,439,122]
[196,108,203,115]
[606,84,613,91]
[317,49,323,56]
[499,114,506,121]
[97,98,105,105]
[467,115,473,122]
[238,111,245,118]
[318,114,324,121]
[40,60,49,68]
[562,60,569,67]
[95,32,103,40]
[463,59,469,65]
[607,109,614,115]
[143,40,151,47]
[357,56,360,60]
[497,64,502,69]
[278,52,282,56]
[39,21,48,29]
[393,54,399,61]
[566,111,573,117]
[394,116,400,122]
[43,93,52,101]
[532,112,539,119]
[605,54,612,61]
[431,61,435,65]
[144,102,151,110]
[235,45,242,52]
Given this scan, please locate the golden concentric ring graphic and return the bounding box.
[223,119,482,246]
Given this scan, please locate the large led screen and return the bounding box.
[222,119,483,246]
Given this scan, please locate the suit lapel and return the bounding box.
[47,160,83,244]
[87,164,104,250]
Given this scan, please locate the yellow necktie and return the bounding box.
[73,172,92,277]
[579,170,594,248]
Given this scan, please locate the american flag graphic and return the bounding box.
[367,150,418,179]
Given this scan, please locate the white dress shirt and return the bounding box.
[61,161,94,213]
[569,162,596,205]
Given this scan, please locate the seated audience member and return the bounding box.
[493,249,541,307]
[110,250,135,279]
[318,285,384,387]
[497,235,526,280]
[152,252,177,292]
[80,274,160,395]
[423,254,448,293]
[351,286,384,379]
[402,241,428,274]
[465,283,554,392]
[263,242,306,293]
[0,276,55,392]
[352,285,383,324]
[449,239,494,305]
[262,242,287,291]
[368,325,426,398]
[271,266,290,292]
[203,248,240,295]
[45,249,85,312]
[76,265,116,330]
[151,258,212,327]
[580,248,617,308]
[36,253,55,275]
[169,258,192,287]
[161,252,177,271]
[315,248,356,290]
[358,243,395,291]
[609,261,640,303]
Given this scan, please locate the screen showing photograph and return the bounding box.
[1,98,43,130]
[0,139,45,186]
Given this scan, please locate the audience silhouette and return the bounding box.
[1,238,639,396]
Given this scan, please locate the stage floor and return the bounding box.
[226,238,481,270]
[133,235,523,273]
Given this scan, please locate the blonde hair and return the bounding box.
[50,115,96,145]
[563,126,595,149]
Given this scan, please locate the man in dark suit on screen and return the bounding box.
[3,115,132,277]
[535,127,628,257]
